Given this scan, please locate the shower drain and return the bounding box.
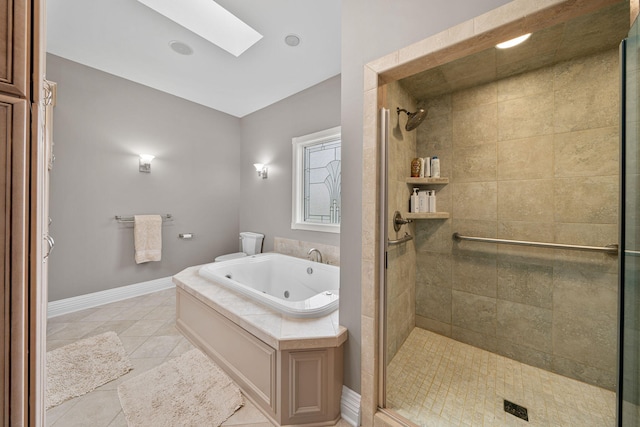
[504,399,529,421]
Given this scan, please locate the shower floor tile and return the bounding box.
[386,328,616,427]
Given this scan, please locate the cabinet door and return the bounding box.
[0,0,28,97]
[0,94,28,425]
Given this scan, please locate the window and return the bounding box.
[292,126,341,233]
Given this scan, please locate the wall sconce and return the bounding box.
[253,163,268,179]
[139,154,155,173]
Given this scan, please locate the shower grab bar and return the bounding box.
[115,214,173,223]
[388,232,413,246]
[452,232,618,255]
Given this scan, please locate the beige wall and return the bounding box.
[384,81,417,361]
[410,48,619,390]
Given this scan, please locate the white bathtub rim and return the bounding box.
[198,253,339,319]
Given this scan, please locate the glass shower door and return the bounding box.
[620,15,640,426]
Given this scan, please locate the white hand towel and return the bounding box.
[134,215,162,264]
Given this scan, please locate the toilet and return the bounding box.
[215,232,264,262]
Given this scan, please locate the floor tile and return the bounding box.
[387,327,616,427]
[50,390,122,427]
[46,288,348,427]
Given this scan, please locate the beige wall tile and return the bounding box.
[414,220,452,254]
[498,179,554,222]
[554,175,618,224]
[416,252,452,289]
[452,182,497,221]
[496,300,552,352]
[498,92,554,141]
[552,355,616,391]
[451,325,497,353]
[497,135,553,180]
[452,255,497,298]
[452,103,498,147]
[415,284,451,324]
[552,309,617,373]
[415,316,452,337]
[554,126,619,178]
[497,260,553,309]
[451,290,497,335]
[452,81,497,110]
[553,265,618,316]
[452,143,497,183]
[497,65,554,102]
[496,339,553,372]
[554,50,619,133]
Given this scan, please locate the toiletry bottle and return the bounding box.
[411,188,419,213]
[418,190,428,212]
[419,158,425,178]
[429,190,436,213]
[411,158,421,177]
[431,156,440,178]
[425,157,431,177]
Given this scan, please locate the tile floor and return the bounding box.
[386,328,616,427]
[45,287,350,427]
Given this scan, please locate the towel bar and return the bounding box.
[115,214,173,223]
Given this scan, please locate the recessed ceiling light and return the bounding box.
[169,40,193,55]
[496,33,531,49]
[136,0,263,57]
[285,34,301,47]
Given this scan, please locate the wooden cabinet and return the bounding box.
[0,1,28,97]
[1,0,46,423]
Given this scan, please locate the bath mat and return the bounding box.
[117,348,243,427]
[46,331,133,409]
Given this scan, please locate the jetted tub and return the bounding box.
[198,252,339,318]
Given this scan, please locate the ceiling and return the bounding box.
[46,0,341,118]
[400,1,629,102]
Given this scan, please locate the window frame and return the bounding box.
[291,126,341,233]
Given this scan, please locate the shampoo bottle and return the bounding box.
[418,190,428,212]
[424,157,431,177]
[411,188,419,213]
[429,190,436,213]
[431,156,440,178]
[419,158,425,178]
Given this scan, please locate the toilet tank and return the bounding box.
[240,232,264,255]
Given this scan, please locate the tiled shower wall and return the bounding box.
[410,48,620,390]
[385,81,418,361]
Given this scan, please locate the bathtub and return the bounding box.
[198,253,339,318]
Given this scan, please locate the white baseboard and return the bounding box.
[47,276,175,318]
[341,385,361,427]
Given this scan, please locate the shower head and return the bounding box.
[397,107,427,131]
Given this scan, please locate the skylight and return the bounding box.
[136,0,263,57]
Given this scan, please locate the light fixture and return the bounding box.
[136,0,263,57]
[284,34,301,47]
[168,40,194,55]
[253,163,268,179]
[496,33,531,49]
[139,154,155,173]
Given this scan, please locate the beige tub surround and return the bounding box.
[274,237,341,266]
[173,266,347,427]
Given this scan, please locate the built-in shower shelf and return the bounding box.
[405,212,450,220]
[406,177,449,185]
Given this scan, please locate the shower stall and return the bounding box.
[377,2,640,425]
